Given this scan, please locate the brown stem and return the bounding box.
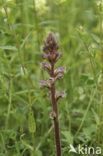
[50,63,61,156]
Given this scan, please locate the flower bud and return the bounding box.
[39,80,51,88]
[55,73,63,81]
[54,66,66,76]
[41,62,51,73]
[43,33,59,54]
[55,52,62,62]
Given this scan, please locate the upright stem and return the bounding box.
[50,63,61,156]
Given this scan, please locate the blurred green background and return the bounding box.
[0,0,102,155]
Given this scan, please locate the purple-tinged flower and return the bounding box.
[41,53,47,59]
[48,74,64,85]
[41,53,54,63]
[55,90,66,101]
[39,80,51,88]
[51,52,62,63]
[41,62,51,73]
[55,73,63,81]
[54,66,66,76]
[55,52,62,62]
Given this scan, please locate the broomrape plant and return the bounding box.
[39,33,66,156]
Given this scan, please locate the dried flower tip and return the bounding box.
[41,62,51,72]
[43,32,59,54]
[54,66,66,76]
[50,111,56,120]
[39,80,51,89]
[55,90,66,101]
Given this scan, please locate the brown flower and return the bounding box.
[55,90,66,101]
[43,33,59,54]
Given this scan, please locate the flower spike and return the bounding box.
[43,32,59,54]
[39,32,66,156]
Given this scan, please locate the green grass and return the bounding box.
[0,0,103,155]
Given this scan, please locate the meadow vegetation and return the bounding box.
[0,0,103,155]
